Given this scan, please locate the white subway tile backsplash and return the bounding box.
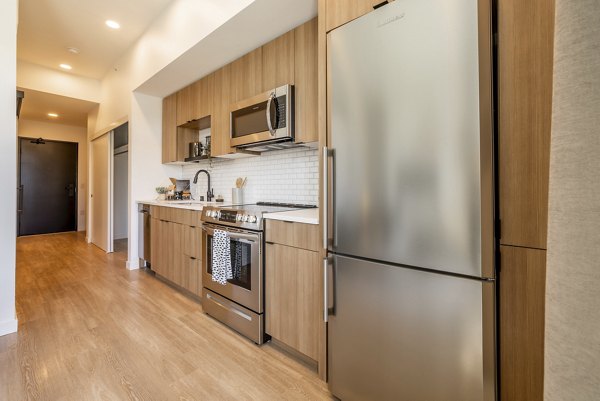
[180,147,319,205]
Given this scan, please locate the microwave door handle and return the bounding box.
[266,91,276,136]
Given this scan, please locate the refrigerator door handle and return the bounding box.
[323,256,336,322]
[322,147,328,249]
[323,258,328,322]
[323,147,335,249]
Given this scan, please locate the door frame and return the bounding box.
[89,132,113,252]
[17,136,79,236]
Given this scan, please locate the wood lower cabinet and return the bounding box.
[500,246,547,401]
[162,94,177,163]
[265,242,320,361]
[150,207,203,296]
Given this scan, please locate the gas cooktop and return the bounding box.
[201,202,316,230]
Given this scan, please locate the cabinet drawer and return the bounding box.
[150,206,202,226]
[265,220,320,251]
[183,225,202,259]
[181,255,202,296]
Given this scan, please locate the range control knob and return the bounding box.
[241,214,249,222]
[236,214,243,221]
[248,215,257,223]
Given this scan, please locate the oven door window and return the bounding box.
[207,234,253,291]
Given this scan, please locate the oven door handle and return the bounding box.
[202,225,260,242]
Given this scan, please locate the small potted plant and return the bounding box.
[155,186,167,201]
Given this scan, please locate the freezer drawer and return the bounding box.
[328,255,496,401]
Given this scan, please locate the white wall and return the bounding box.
[544,0,600,399]
[181,147,319,204]
[92,0,254,134]
[0,0,18,337]
[113,150,128,240]
[18,119,88,231]
[17,60,101,103]
[127,92,180,268]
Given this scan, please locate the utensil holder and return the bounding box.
[232,188,244,205]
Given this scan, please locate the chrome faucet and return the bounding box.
[192,169,214,201]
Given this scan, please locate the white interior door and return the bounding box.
[90,133,111,252]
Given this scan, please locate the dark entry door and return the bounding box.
[18,138,78,236]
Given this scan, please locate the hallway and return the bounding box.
[0,233,332,401]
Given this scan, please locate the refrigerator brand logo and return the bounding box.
[377,13,405,27]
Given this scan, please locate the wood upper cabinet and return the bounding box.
[176,84,194,126]
[178,75,214,126]
[294,18,318,144]
[192,74,214,121]
[500,245,546,401]
[210,66,234,157]
[265,242,320,361]
[262,30,295,90]
[498,0,554,249]
[162,93,177,163]
[325,0,383,32]
[230,47,263,103]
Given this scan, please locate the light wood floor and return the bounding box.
[1,232,334,401]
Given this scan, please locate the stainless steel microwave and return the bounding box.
[230,84,294,149]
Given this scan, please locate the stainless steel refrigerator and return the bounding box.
[324,0,496,400]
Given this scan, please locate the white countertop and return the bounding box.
[263,208,319,225]
[137,199,227,211]
[138,200,319,224]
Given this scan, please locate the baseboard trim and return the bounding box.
[0,318,18,337]
[126,259,140,270]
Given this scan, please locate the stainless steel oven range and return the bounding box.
[201,202,316,344]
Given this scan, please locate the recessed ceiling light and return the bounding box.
[105,20,120,29]
[48,113,59,118]
[59,63,72,70]
[67,47,80,54]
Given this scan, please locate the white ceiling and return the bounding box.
[18,88,98,127]
[17,0,175,79]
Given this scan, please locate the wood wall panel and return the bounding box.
[498,0,555,249]
[500,246,547,401]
